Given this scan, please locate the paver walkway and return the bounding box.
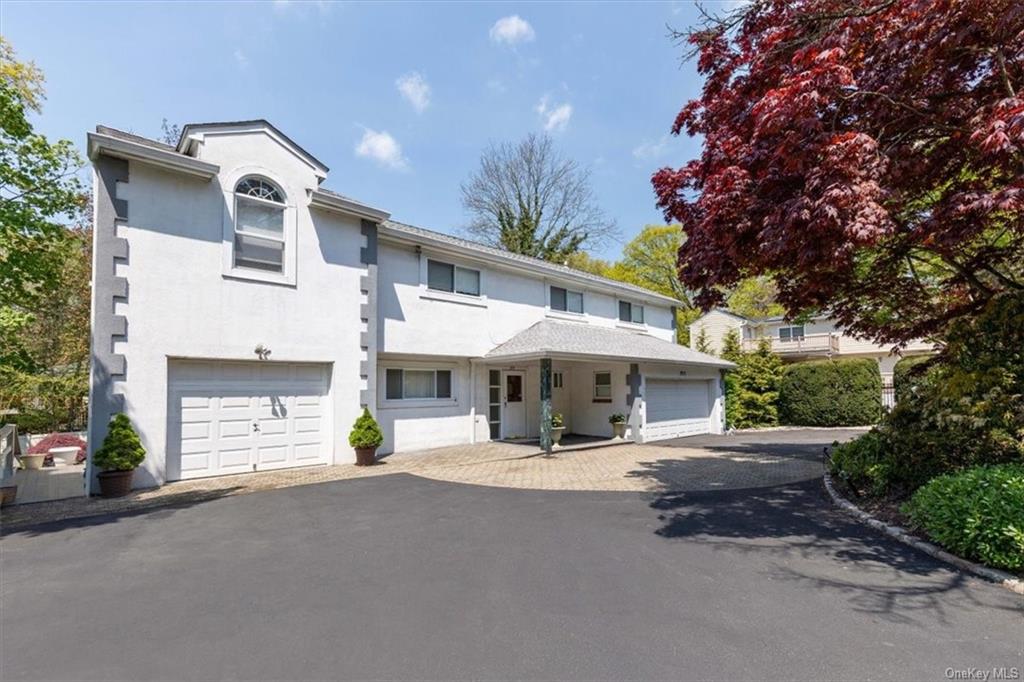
[1,429,864,530]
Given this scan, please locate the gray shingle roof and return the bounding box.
[484,319,733,367]
[95,125,177,152]
[381,220,681,305]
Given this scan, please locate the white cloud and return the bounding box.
[396,72,431,113]
[632,135,671,160]
[489,15,535,45]
[354,128,409,171]
[535,97,572,133]
[234,48,249,69]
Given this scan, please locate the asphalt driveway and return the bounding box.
[2,431,1020,681]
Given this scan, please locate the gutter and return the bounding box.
[308,189,391,223]
[87,132,219,180]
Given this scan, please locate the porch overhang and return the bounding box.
[479,319,735,370]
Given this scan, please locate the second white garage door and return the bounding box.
[644,379,712,441]
[167,360,331,481]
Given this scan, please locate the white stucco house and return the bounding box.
[689,309,935,384]
[85,120,732,490]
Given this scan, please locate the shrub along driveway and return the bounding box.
[2,431,1020,681]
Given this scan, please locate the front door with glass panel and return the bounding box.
[501,371,526,439]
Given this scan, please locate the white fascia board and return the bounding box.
[308,190,391,223]
[475,351,734,368]
[87,133,219,180]
[377,227,681,307]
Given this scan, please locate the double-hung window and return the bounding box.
[385,369,453,400]
[233,177,286,273]
[593,371,612,401]
[778,325,805,342]
[427,259,480,296]
[550,286,584,314]
[618,301,645,324]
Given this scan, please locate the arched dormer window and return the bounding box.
[233,176,286,273]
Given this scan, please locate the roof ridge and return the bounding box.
[95,125,176,151]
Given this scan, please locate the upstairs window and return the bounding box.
[618,301,645,324]
[550,286,584,314]
[427,259,480,296]
[233,177,285,273]
[778,325,805,342]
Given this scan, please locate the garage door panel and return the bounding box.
[645,379,712,442]
[168,361,330,481]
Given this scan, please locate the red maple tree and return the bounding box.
[654,0,1023,344]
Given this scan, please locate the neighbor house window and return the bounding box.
[618,301,645,324]
[233,176,286,273]
[385,369,453,400]
[550,286,584,314]
[593,371,612,401]
[427,259,480,296]
[778,325,805,342]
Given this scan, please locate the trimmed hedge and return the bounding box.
[892,355,933,404]
[902,464,1024,572]
[779,358,882,426]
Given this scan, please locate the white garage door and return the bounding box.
[644,379,712,441]
[167,360,331,481]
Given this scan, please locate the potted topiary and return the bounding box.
[349,408,383,466]
[93,414,146,498]
[608,414,627,439]
[550,413,565,446]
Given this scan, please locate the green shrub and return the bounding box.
[829,430,895,497]
[348,408,384,449]
[608,414,626,424]
[93,414,146,471]
[724,338,783,429]
[902,464,1024,572]
[779,358,882,426]
[892,355,933,404]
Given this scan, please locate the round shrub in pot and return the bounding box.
[93,414,146,498]
[349,408,384,466]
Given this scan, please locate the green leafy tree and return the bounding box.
[726,276,785,320]
[694,325,711,354]
[93,414,146,471]
[725,339,783,429]
[720,328,742,362]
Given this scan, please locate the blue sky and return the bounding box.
[3,0,713,260]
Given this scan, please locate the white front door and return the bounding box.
[501,371,526,439]
[167,360,331,481]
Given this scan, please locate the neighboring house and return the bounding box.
[689,309,935,385]
[85,120,732,490]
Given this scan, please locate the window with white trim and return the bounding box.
[550,286,584,314]
[233,177,286,273]
[778,325,805,342]
[427,259,480,296]
[385,369,453,400]
[618,301,645,324]
[593,371,612,401]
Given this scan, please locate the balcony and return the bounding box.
[742,333,840,356]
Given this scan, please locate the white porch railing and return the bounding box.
[742,333,840,355]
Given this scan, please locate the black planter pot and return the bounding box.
[97,469,135,498]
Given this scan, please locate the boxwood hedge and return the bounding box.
[779,358,882,426]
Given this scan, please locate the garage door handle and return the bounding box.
[252,423,260,433]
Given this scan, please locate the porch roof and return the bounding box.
[482,320,735,368]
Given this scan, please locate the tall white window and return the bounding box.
[234,177,285,273]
